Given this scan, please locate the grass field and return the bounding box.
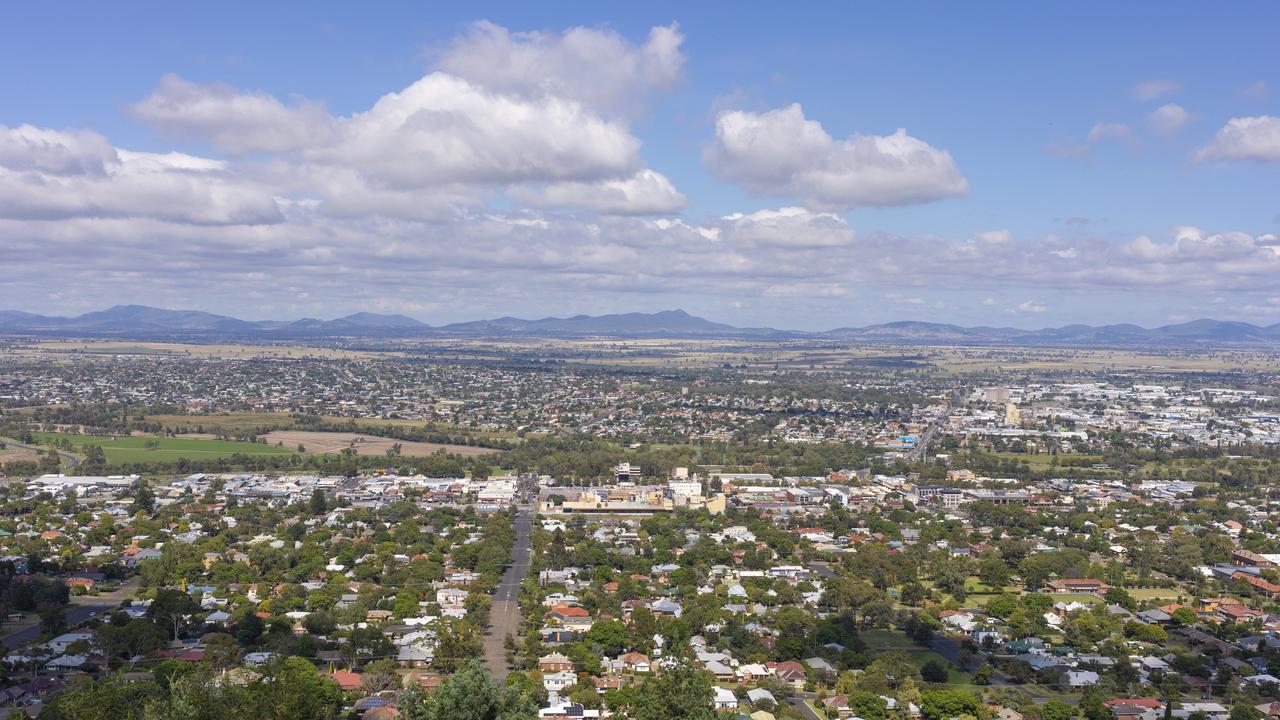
[143,412,521,444]
[859,629,972,685]
[32,432,297,464]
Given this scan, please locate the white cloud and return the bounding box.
[436,21,684,117]
[763,283,850,298]
[131,74,336,155]
[720,207,856,248]
[1194,116,1280,163]
[0,125,280,225]
[1017,300,1047,313]
[705,103,969,209]
[510,169,686,215]
[0,124,116,175]
[311,72,641,189]
[1133,80,1180,101]
[1148,104,1192,136]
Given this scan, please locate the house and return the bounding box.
[542,671,575,694]
[539,652,574,673]
[747,688,777,707]
[331,669,363,691]
[1104,699,1164,719]
[1066,670,1100,687]
[618,651,651,673]
[713,687,738,710]
[539,700,601,719]
[768,660,807,687]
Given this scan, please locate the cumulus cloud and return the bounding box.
[704,103,969,209]
[131,74,337,155]
[119,25,679,218]
[0,124,117,175]
[1017,300,1047,313]
[0,125,281,225]
[308,72,641,190]
[1148,104,1192,136]
[720,207,856,248]
[1133,80,1180,101]
[510,169,686,215]
[1194,116,1280,163]
[435,21,684,117]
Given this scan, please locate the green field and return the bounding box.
[33,432,297,464]
[859,629,972,685]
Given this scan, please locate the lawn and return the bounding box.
[1047,593,1101,605]
[859,629,973,685]
[1128,588,1184,602]
[33,432,297,464]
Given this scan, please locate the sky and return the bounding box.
[2,2,1279,331]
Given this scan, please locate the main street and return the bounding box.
[482,504,534,680]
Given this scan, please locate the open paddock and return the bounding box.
[261,430,499,457]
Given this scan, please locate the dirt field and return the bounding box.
[262,430,499,457]
[0,446,38,464]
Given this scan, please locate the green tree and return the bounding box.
[309,489,328,515]
[399,660,537,720]
[919,690,983,720]
[627,662,716,720]
[1042,700,1077,720]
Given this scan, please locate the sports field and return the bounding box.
[31,432,297,464]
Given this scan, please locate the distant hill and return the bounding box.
[2,305,1280,347]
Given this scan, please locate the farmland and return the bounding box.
[30,432,297,464]
[260,430,499,457]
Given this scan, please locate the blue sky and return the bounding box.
[1,2,1278,329]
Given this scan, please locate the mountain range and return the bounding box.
[3,305,1280,347]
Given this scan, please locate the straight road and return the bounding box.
[482,505,533,680]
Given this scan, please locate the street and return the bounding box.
[2,578,139,651]
[481,505,533,680]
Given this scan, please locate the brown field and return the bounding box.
[0,445,39,464]
[261,430,499,457]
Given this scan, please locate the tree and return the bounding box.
[253,657,343,719]
[847,691,889,720]
[921,659,950,683]
[430,620,482,673]
[919,690,983,720]
[149,589,198,641]
[204,632,241,670]
[309,489,328,515]
[973,664,994,686]
[236,610,265,646]
[1081,687,1109,720]
[585,619,629,657]
[1042,700,1078,720]
[399,660,537,720]
[1231,706,1262,720]
[40,675,159,720]
[131,484,156,515]
[627,662,716,720]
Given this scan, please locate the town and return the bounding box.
[0,339,1277,720]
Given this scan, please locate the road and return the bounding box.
[2,578,139,651]
[788,693,823,720]
[906,387,962,462]
[0,437,80,469]
[482,505,533,680]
